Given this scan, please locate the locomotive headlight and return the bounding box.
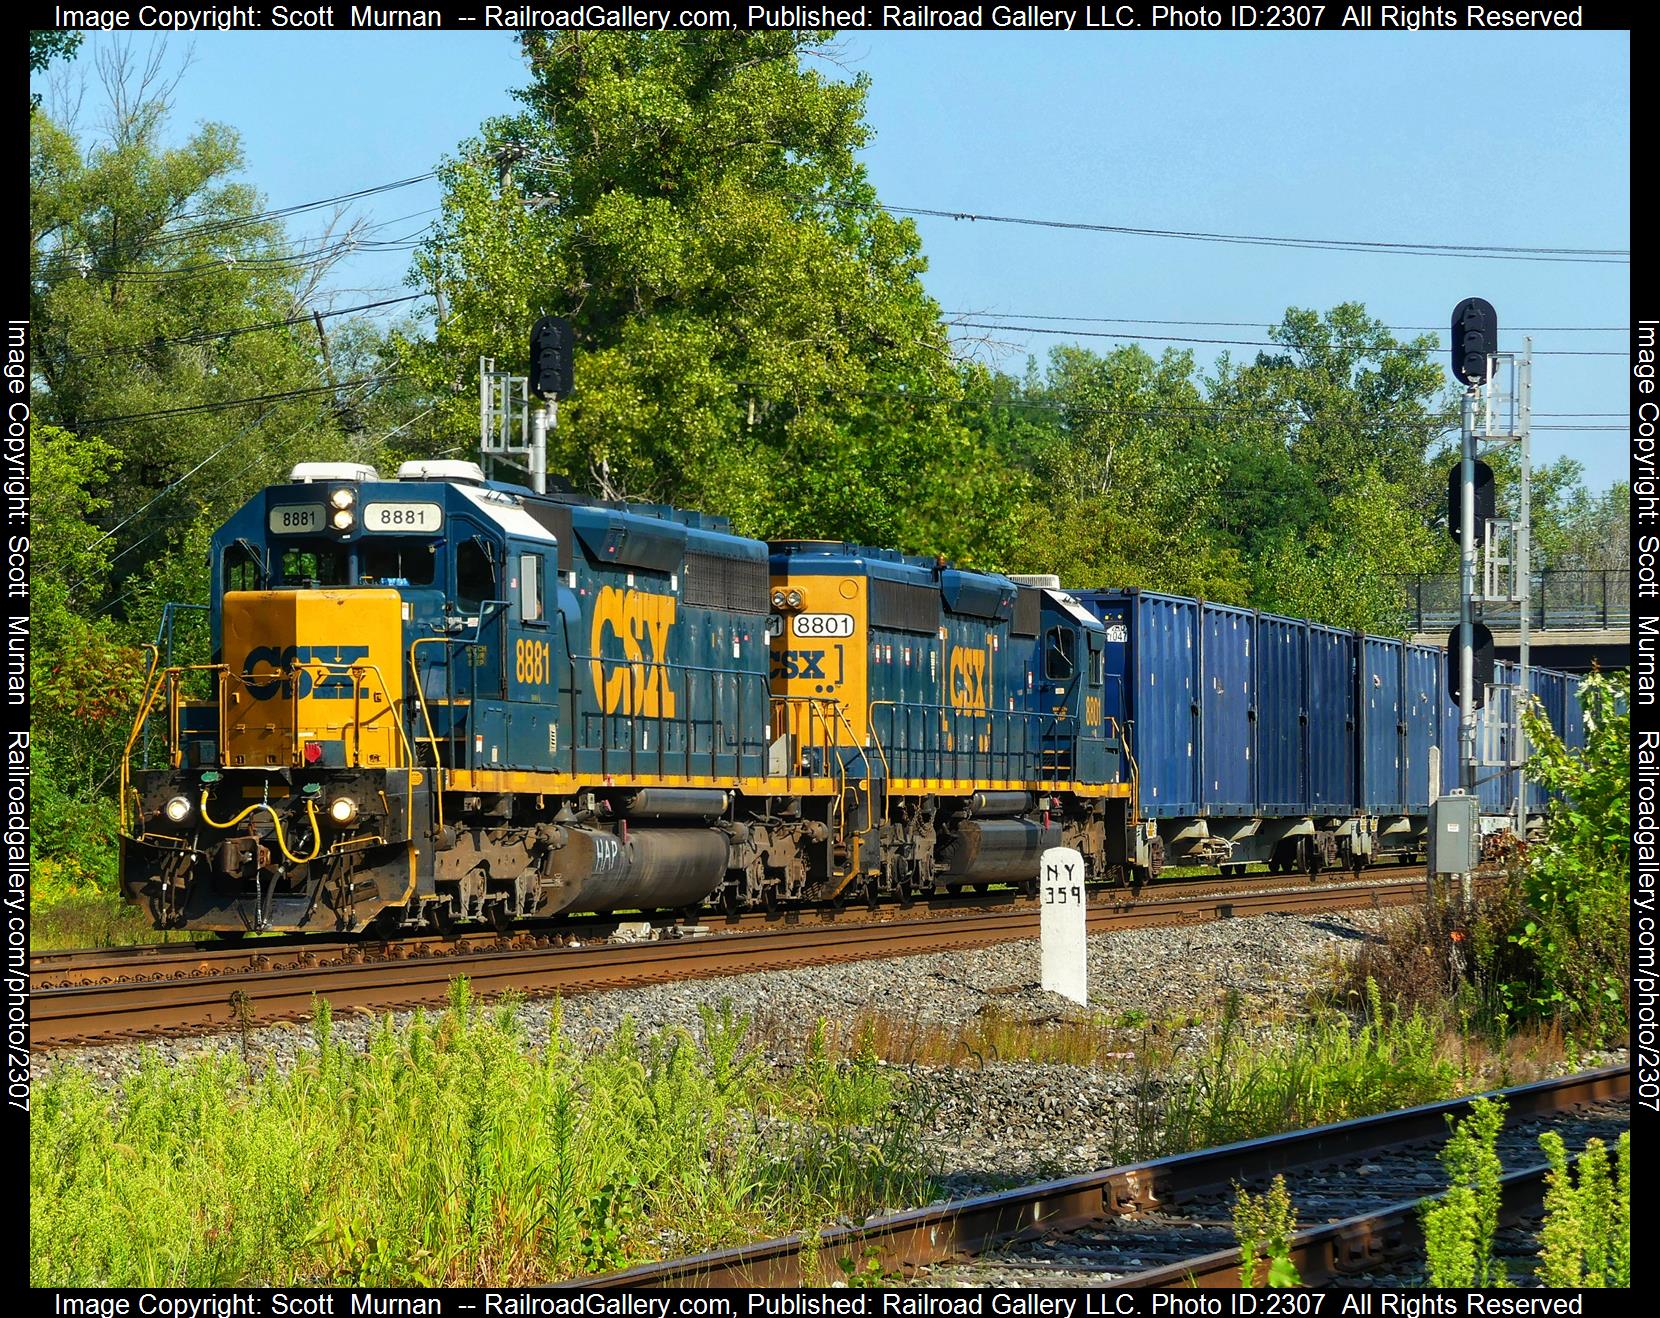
[785,589,803,611]
[770,589,787,610]
[163,795,192,824]
[330,508,355,531]
[329,488,356,510]
[326,796,359,826]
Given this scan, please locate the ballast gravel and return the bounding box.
[41,913,1400,1186]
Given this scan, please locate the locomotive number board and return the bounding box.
[791,613,855,638]
[268,504,326,534]
[362,501,444,532]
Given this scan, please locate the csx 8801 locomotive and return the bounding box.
[119,461,1139,932]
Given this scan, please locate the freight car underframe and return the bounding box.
[1151,806,1541,875]
[122,761,1146,933]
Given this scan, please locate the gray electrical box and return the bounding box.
[1429,794,1480,875]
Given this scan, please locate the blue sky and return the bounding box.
[37,29,1630,489]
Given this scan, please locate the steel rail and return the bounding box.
[575,1065,1630,1288]
[31,865,1454,982]
[33,875,1432,1046]
[1118,1157,1574,1288]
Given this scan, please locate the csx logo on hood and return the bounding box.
[241,645,369,700]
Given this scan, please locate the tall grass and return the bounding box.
[1124,986,1465,1159]
[29,984,937,1287]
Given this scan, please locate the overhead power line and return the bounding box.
[887,204,1628,265]
[32,172,438,275]
[950,312,1631,334]
[77,374,401,427]
[948,321,1628,358]
[65,293,425,362]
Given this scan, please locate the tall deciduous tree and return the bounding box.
[30,46,370,620]
[410,31,1017,561]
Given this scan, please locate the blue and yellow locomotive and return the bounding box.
[119,461,1133,932]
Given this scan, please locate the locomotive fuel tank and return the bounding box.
[539,825,730,915]
[937,819,1062,881]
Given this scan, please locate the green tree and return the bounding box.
[1253,468,1445,632]
[29,31,83,111]
[409,31,1012,560]
[999,343,1248,598]
[29,47,372,625]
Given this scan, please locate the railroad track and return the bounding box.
[32,872,1434,1048]
[578,1066,1631,1289]
[30,864,1454,984]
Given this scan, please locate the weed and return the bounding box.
[1420,1097,1509,1288]
[1232,1174,1301,1288]
[1536,1130,1630,1287]
[29,987,938,1287]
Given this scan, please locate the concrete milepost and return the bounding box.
[1039,846,1088,1006]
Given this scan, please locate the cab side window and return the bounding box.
[223,543,263,592]
[518,552,544,623]
[1045,627,1076,681]
[457,540,497,609]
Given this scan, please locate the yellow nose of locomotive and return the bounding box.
[221,588,405,768]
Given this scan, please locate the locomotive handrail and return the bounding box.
[865,697,1087,787]
[119,646,174,832]
[216,660,416,772]
[1106,715,1141,823]
[565,649,773,784]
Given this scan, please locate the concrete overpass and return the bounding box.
[1400,570,1630,675]
[1408,628,1630,674]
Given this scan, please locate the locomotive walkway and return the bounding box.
[32,871,1439,1047]
[577,1066,1630,1288]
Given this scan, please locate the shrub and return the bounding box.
[1513,670,1630,1043]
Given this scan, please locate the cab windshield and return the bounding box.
[278,544,351,587]
[271,540,439,588]
[360,540,438,587]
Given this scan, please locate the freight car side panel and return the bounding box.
[1440,676,1461,798]
[1402,644,1441,814]
[1132,592,1201,817]
[1200,603,1254,815]
[1479,662,1518,813]
[1308,626,1357,815]
[1360,636,1405,813]
[1256,614,1307,815]
[1526,667,1565,812]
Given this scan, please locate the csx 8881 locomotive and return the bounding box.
[120,461,1139,932]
